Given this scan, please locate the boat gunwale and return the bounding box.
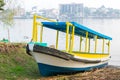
[27,44,110,63]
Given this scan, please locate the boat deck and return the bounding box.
[72,52,109,59]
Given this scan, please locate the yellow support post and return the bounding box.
[32,14,37,41]
[94,36,97,53]
[36,22,43,42]
[35,22,38,42]
[85,32,88,52]
[79,36,82,52]
[88,38,90,53]
[40,25,43,42]
[70,26,75,53]
[56,30,59,49]
[69,34,72,52]
[66,22,69,52]
[33,24,36,41]
[108,40,110,54]
[102,39,105,53]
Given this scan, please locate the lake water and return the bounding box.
[0,18,120,66]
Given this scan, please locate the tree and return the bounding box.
[0,0,5,10]
[0,0,15,42]
[0,9,14,41]
[0,0,22,42]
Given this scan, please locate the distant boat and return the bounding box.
[0,38,9,43]
[26,15,112,76]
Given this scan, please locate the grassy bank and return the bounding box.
[0,43,120,80]
[0,43,40,79]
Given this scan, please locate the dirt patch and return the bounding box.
[40,66,120,80]
[0,42,26,53]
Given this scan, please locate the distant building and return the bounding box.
[59,3,84,23]
[14,6,25,17]
[38,9,59,19]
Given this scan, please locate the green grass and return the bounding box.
[0,47,40,79]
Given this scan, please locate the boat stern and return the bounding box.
[26,42,34,56]
[26,42,47,56]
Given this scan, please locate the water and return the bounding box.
[0,18,120,66]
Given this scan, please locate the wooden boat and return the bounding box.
[26,15,112,76]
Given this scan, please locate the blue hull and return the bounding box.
[38,63,108,76]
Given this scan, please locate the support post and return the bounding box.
[79,36,82,52]
[66,22,69,52]
[70,26,75,53]
[108,40,110,54]
[102,39,105,53]
[35,22,38,42]
[32,14,37,41]
[88,38,90,53]
[56,30,59,49]
[85,32,88,52]
[40,25,43,42]
[69,34,71,52]
[94,36,97,53]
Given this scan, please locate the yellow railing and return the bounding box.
[32,14,57,42]
[32,14,111,55]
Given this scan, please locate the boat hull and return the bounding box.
[27,44,109,76]
[31,52,108,76]
[38,62,108,76]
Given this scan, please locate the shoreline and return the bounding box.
[108,65,120,68]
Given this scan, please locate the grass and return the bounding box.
[0,43,120,80]
[0,43,40,79]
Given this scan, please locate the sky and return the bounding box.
[21,0,120,11]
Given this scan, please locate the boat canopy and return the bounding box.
[41,22,112,40]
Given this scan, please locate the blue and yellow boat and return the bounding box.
[26,15,112,76]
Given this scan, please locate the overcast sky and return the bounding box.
[21,0,120,11]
